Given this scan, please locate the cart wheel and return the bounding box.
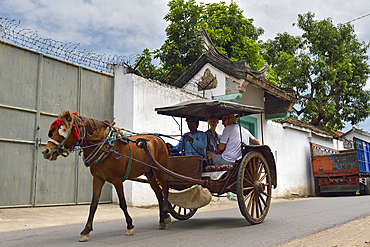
[236,151,272,225]
[168,202,197,220]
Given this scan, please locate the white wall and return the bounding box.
[113,66,205,206]
[343,130,370,145]
[263,121,342,198]
[236,84,264,109]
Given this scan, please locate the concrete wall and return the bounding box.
[236,84,264,109]
[342,130,370,145]
[113,66,209,206]
[264,121,342,198]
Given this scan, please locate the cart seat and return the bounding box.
[203,164,234,172]
[202,161,238,180]
[201,171,228,180]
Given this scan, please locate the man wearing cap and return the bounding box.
[169,116,207,156]
[208,114,260,166]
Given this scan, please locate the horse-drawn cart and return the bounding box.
[142,99,277,225]
[42,98,277,242]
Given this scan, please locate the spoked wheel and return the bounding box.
[168,202,197,220]
[236,151,272,224]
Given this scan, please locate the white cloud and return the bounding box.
[0,0,169,56]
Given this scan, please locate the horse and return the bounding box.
[41,111,171,242]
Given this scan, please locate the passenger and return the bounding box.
[205,115,221,164]
[168,116,207,156]
[208,114,260,166]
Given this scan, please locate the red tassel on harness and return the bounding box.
[71,124,81,141]
[50,118,65,132]
[70,113,81,141]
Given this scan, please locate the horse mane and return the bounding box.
[58,111,125,144]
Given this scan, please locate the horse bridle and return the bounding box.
[48,118,84,157]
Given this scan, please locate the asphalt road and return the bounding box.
[1,195,370,247]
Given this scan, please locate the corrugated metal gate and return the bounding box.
[0,41,113,207]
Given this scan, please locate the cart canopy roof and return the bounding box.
[155,99,264,121]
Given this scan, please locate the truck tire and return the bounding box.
[314,178,322,196]
[364,177,370,195]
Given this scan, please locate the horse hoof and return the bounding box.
[159,222,166,229]
[126,227,135,236]
[79,234,90,242]
[164,215,171,225]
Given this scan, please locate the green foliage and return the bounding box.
[201,1,265,70]
[135,49,163,82]
[141,0,266,84]
[262,12,370,131]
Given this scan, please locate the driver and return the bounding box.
[208,114,260,166]
[168,116,207,156]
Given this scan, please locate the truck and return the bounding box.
[310,137,370,196]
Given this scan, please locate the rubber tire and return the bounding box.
[314,177,322,196]
[168,202,197,220]
[364,177,370,195]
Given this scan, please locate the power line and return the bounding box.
[345,13,370,24]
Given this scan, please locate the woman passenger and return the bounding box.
[205,115,221,165]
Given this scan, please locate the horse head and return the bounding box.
[42,111,81,160]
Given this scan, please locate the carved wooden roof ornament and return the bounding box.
[172,27,297,115]
[198,68,218,91]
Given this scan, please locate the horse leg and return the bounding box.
[113,181,135,236]
[146,171,168,229]
[153,170,171,224]
[79,176,105,242]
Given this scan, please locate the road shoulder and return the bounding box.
[278,214,370,247]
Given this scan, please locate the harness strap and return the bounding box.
[122,143,132,182]
[84,127,116,167]
[60,122,74,151]
[48,139,60,146]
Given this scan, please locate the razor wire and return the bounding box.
[0,17,139,73]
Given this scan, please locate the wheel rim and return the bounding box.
[237,151,272,224]
[168,202,197,221]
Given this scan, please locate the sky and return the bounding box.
[1,0,370,132]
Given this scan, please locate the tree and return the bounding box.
[135,49,164,82]
[149,0,266,84]
[262,12,370,131]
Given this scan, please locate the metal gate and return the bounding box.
[0,41,113,207]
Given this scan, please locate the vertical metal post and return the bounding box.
[260,112,264,145]
[238,113,243,145]
[181,117,183,136]
[31,54,43,207]
[74,66,82,204]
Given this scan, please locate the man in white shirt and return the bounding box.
[209,114,260,166]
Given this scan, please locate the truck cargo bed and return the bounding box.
[310,138,370,194]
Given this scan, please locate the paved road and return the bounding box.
[1,196,370,247]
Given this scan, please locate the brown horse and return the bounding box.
[41,111,171,242]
